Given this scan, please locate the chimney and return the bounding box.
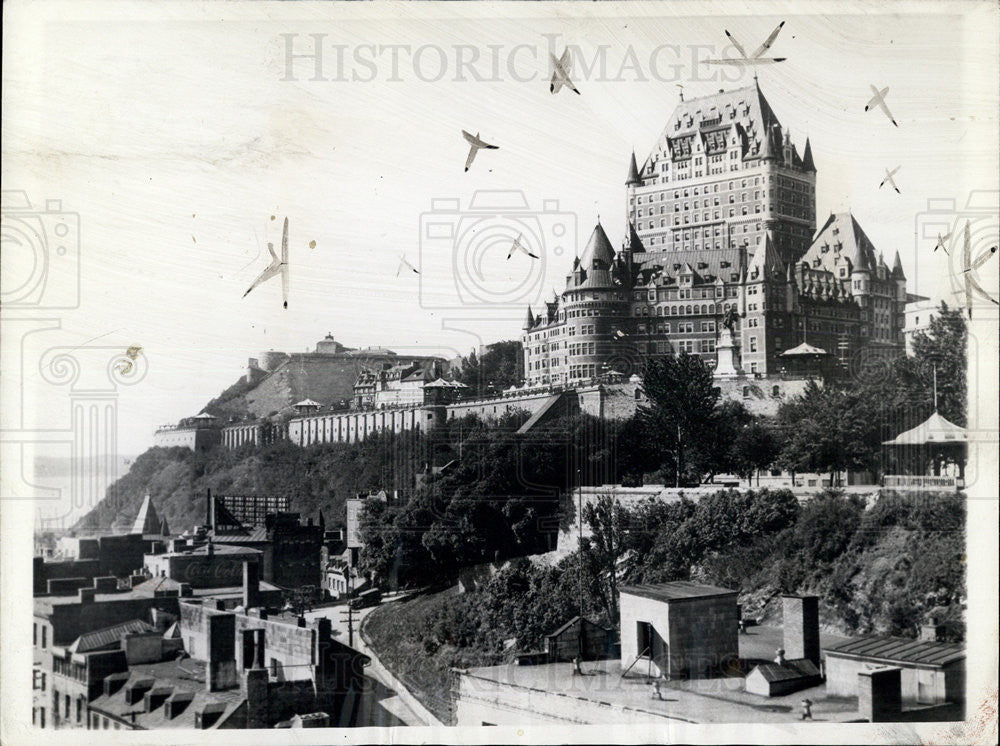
[243,561,260,609]
[205,613,238,692]
[858,666,902,722]
[241,628,266,671]
[297,616,307,628]
[920,617,945,642]
[774,648,786,665]
[782,595,820,666]
[243,668,269,729]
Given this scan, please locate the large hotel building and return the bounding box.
[522,82,908,386]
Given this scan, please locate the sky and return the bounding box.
[2,0,998,525]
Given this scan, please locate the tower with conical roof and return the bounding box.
[132,494,163,536]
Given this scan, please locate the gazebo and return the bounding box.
[882,410,967,489]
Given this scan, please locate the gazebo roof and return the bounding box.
[883,411,967,446]
[781,342,828,357]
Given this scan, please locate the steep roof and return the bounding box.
[568,223,617,289]
[746,231,784,281]
[801,212,878,274]
[132,495,163,536]
[891,250,905,279]
[69,619,155,654]
[640,83,782,177]
[632,247,745,286]
[802,137,816,171]
[579,223,615,270]
[825,635,964,667]
[626,151,641,185]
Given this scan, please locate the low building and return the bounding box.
[152,413,221,452]
[543,616,615,663]
[745,659,822,697]
[824,635,964,705]
[144,544,262,589]
[619,581,740,680]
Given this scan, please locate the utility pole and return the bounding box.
[675,423,681,489]
[340,568,355,647]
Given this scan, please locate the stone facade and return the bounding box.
[522,82,907,386]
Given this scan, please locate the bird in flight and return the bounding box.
[396,254,420,276]
[963,245,997,273]
[705,22,786,67]
[462,130,499,172]
[879,166,901,193]
[507,234,539,260]
[243,216,289,308]
[549,49,580,95]
[865,85,898,127]
[933,230,951,255]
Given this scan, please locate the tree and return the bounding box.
[638,353,721,486]
[580,494,627,623]
[776,380,883,485]
[908,302,967,426]
[458,341,523,396]
[731,418,782,483]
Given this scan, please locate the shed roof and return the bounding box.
[70,619,155,654]
[751,658,820,683]
[619,581,738,602]
[825,635,964,667]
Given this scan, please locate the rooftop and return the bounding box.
[825,635,965,667]
[88,659,245,729]
[69,619,155,654]
[619,581,738,602]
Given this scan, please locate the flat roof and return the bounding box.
[825,635,964,667]
[620,581,738,602]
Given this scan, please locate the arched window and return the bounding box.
[686,305,693,314]
[656,307,662,316]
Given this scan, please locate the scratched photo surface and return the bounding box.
[1,1,997,744]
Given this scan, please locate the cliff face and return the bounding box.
[71,433,425,537]
[205,352,448,423]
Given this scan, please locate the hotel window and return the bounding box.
[749,337,758,352]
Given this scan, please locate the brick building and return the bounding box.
[522,82,907,385]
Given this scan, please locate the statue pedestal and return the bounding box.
[715,328,743,378]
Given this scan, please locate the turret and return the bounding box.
[802,137,816,172]
[626,151,641,186]
[522,306,534,330]
[760,126,776,161]
[891,250,906,301]
[785,260,797,312]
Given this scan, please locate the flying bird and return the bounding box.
[704,22,786,67]
[396,254,420,276]
[865,85,898,127]
[932,231,951,255]
[507,234,539,260]
[243,216,289,308]
[462,130,499,172]
[549,49,580,95]
[962,245,997,273]
[879,166,901,193]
